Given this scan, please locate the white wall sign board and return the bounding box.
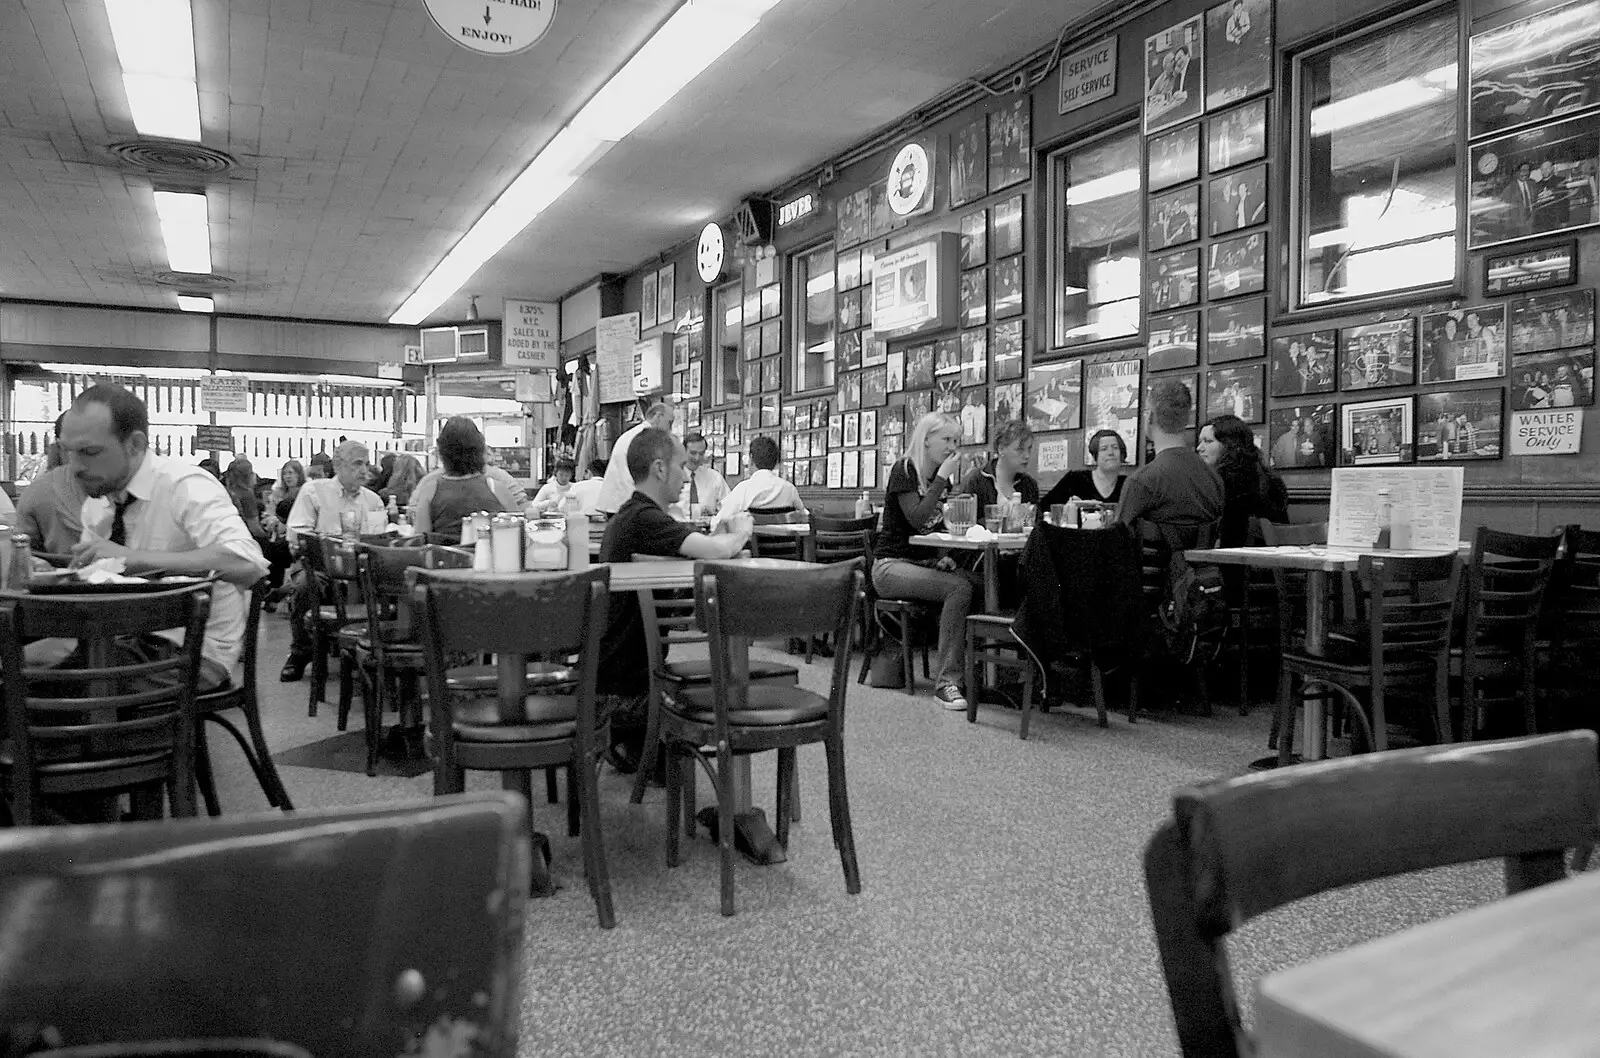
[422,0,556,55]
[1329,466,1464,551]
[1509,409,1583,455]
[1058,37,1117,114]
[595,312,641,404]
[376,361,403,380]
[1036,437,1072,473]
[201,375,249,413]
[502,298,560,369]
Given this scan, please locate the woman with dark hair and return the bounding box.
[960,419,1039,517]
[260,458,306,607]
[1040,428,1127,509]
[381,454,424,509]
[222,457,270,547]
[1196,414,1287,546]
[410,417,514,542]
[368,452,397,493]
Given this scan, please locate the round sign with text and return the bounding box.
[887,142,931,216]
[697,222,726,284]
[422,0,557,56]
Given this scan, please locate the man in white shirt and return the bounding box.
[565,458,608,516]
[677,431,728,516]
[60,384,268,684]
[596,401,673,516]
[282,440,384,681]
[530,458,577,513]
[711,435,806,531]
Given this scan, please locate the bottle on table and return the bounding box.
[386,495,398,523]
[1374,488,1392,550]
[854,491,871,520]
[563,497,589,571]
[8,532,32,591]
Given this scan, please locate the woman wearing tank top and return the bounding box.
[409,417,513,543]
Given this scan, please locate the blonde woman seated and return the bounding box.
[874,412,983,712]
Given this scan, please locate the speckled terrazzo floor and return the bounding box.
[200,611,1504,1057]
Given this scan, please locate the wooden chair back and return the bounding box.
[424,544,474,570]
[749,508,803,522]
[1463,527,1562,650]
[1144,730,1600,1057]
[0,793,530,1057]
[810,514,875,566]
[0,584,213,823]
[1358,552,1461,666]
[1258,521,1327,651]
[1547,525,1600,650]
[356,544,431,643]
[318,536,364,616]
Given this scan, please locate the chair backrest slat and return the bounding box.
[1360,553,1461,664]
[415,567,610,658]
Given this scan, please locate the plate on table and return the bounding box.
[25,570,208,595]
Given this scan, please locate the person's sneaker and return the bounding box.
[935,684,968,711]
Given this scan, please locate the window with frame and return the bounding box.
[711,281,743,405]
[1050,125,1142,348]
[1295,6,1458,305]
[792,243,836,392]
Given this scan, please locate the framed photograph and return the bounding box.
[763,356,783,392]
[959,387,989,445]
[1148,372,1200,428]
[760,393,780,428]
[904,389,932,423]
[657,264,675,326]
[886,349,905,393]
[1340,396,1415,465]
[1144,14,1205,133]
[685,399,700,426]
[935,378,962,414]
[1268,403,1337,469]
[838,288,863,331]
[1205,299,1266,363]
[794,404,811,431]
[1340,319,1417,390]
[1085,358,1144,462]
[863,336,887,368]
[1512,348,1597,408]
[960,211,988,269]
[993,319,1024,380]
[1149,312,1200,371]
[882,405,906,437]
[760,319,781,358]
[726,450,742,478]
[688,360,703,397]
[1420,305,1508,383]
[992,196,1024,258]
[671,333,690,371]
[1468,113,1600,249]
[960,328,988,386]
[742,363,761,396]
[825,452,842,489]
[960,268,988,327]
[861,365,889,408]
[838,331,863,372]
[1206,231,1266,300]
[1148,248,1201,311]
[991,381,1023,428]
[988,98,1031,192]
[1204,0,1273,110]
[1417,388,1503,461]
[761,283,781,321]
[935,336,962,377]
[640,270,657,329]
[950,114,988,206]
[827,415,843,449]
[1149,184,1201,250]
[1206,97,1267,172]
[905,343,935,388]
[1509,288,1595,353]
[741,327,760,362]
[1026,357,1083,432]
[1205,364,1265,422]
[843,412,860,447]
[993,255,1024,319]
[1148,123,1201,192]
[1469,0,1600,139]
[1207,163,1267,235]
[1484,240,1579,295]
[842,449,860,489]
[837,249,862,291]
[861,456,878,490]
[1270,330,1337,397]
[860,409,878,447]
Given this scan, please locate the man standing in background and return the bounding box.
[596,401,673,516]
[15,413,81,553]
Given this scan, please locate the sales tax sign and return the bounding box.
[200,375,249,414]
[1510,409,1583,455]
[1058,37,1117,115]
[422,0,556,55]
[502,298,559,369]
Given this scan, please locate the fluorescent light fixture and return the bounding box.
[105,0,202,141]
[153,189,212,274]
[390,0,786,326]
[176,294,213,312]
[1311,63,1456,136]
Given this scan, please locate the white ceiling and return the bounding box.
[0,0,1104,326]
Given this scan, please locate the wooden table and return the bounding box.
[1185,544,1467,761]
[1255,869,1600,1058]
[752,522,814,562]
[909,531,1028,613]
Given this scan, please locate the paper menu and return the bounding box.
[1329,467,1463,551]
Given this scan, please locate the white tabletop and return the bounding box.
[603,557,818,591]
[1185,543,1469,572]
[910,532,1028,551]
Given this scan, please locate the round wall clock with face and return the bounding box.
[887,142,931,216]
[697,222,726,283]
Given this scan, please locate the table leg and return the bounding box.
[695,635,786,865]
[1302,570,1329,760]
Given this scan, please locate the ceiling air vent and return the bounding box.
[108,139,237,178]
[153,270,236,291]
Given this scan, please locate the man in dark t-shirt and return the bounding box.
[1118,379,1223,529]
[596,427,751,773]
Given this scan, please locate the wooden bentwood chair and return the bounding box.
[1454,526,1562,740]
[1143,730,1600,1058]
[661,561,863,916]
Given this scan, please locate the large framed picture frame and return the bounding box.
[1469,0,1600,140]
[1144,14,1205,134]
[1417,388,1504,461]
[1468,113,1600,249]
[1340,396,1415,466]
[1483,240,1578,296]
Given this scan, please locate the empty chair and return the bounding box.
[1259,520,1328,752]
[1541,525,1600,728]
[355,543,435,775]
[1144,730,1600,1057]
[1454,527,1562,739]
[811,514,876,651]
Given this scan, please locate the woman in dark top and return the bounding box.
[1041,428,1127,510]
[422,417,508,543]
[1196,414,1288,547]
[874,412,984,713]
[960,419,1039,519]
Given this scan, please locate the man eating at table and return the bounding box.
[595,427,751,775]
[1116,378,1222,531]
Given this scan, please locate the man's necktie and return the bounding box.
[110,496,135,546]
[689,472,700,507]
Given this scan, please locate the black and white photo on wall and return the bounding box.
[657,264,675,326]
[1483,240,1578,296]
[838,249,862,291]
[1206,231,1266,300]
[761,318,782,356]
[1268,403,1336,469]
[950,114,988,207]
[863,336,887,368]
[905,343,935,388]
[843,412,860,447]
[1468,113,1600,248]
[761,356,781,392]
[841,371,862,411]
[1207,163,1267,235]
[1148,247,1201,311]
[1147,372,1200,427]
[1270,330,1337,397]
[992,195,1025,258]
[1148,184,1200,250]
[826,415,843,449]
[1340,318,1417,390]
[1026,357,1084,432]
[842,450,859,489]
[1508,287,1596,353]
[1147,123,1201,191]
[1419,305,1508,384]
[860,365,889,408]
[838,288,862,331]
[960,328,988,386]
[1149,311,1201,370]
[838,330,862,372]
[861,409,878,447]
[993,256,1024,318]
[960,387,989,445]
[1417,389,1503,461]
[1340,396,1415,466]
[992,382,1023,426]
[960,268,988,327]
[1144,14,1205,133]
[959,211,987,269]
[935,336,961,377]
[1205,298,1265,363]
[1511,348,1596,409]
[761,393,780,428]
[935,378,962,414]
[988,98,1031,192]
[641,270,657,328]
[993,319,1024,380]
[1205,364,1264,422]
[904,389,932,423]
[742,328,760,362]
[1206,97,1267,172]
[1204,0,1273,110]
[1468,0,1600,140]
[886,350,905,393]
[1084,358,1144,462]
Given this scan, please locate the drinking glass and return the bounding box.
[1049,503,1069,528]
[338,509,361,542]
[945,494,977,537]
[1013,503,1035,534]
[983,504,1004,534]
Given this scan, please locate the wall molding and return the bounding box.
[1288,483,1600,505]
